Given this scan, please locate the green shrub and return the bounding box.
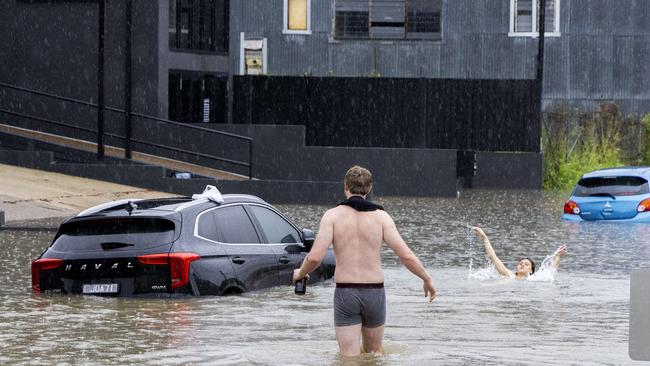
[641,113,650,165]
[543,103,625,191]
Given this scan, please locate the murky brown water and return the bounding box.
[1,190,648,365]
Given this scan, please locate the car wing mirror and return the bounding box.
[302,228,315,251]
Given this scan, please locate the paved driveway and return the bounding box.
[0,164,174,223]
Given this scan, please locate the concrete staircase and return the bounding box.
[0,123,343,204]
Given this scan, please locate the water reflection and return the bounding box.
[0,190,647,365]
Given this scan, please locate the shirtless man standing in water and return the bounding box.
[293,165,436,357]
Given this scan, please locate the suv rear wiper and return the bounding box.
[101,242,135,250]
[589,193,616,200]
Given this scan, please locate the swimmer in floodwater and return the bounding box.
[470,226,567,278]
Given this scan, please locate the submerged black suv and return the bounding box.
[31,193,335,296]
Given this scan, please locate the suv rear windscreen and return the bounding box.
[51,218,177,252]
[573,176,650,197]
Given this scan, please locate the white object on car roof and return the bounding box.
[192,185,225,204]
[77,198,145,217]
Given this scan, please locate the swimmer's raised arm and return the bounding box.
[552,245,567,268]
[471,226,513,277]
[382,212,436,302]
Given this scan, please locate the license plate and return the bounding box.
[82,283,119,294]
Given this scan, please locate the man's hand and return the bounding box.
[293,269,310,284]
[423,279,436,302]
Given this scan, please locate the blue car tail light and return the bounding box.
[637,198,650,213]
[564,200,580,215]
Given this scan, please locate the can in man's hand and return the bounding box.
[294,277,307,295]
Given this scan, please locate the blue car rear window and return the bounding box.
[574,176,650,197]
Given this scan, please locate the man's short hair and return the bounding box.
[344,165,372,196]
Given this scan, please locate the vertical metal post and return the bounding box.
[97,0,105,160]
[248,140,253,180]
[537,0,547,102]
[537,0,547,153]
[124,0,132,159]
[247,75,253,124]
[420,79,427,148]
[227,75,233,124]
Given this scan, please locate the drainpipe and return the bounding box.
[124,0,133,159]
[537,0,547,114]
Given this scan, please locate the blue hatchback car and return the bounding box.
[563,167,650,222]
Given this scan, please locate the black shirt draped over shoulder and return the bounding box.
[337,195,384,212]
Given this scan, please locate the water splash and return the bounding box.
[465,226,502,280]
[465,225,561,282]
[527,247,562,282]
[468,260,502,280]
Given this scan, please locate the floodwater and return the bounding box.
[1,190,649,365]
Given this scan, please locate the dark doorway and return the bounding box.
[169,70,227,124]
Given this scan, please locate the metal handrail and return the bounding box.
[0,108,252,169]
[0,82,253,178]
[0,109,97,135]
[128,112,252,141]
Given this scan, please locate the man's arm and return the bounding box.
[382,213,436,302]
[471,227,512,277]
[293,210,334,283]
[552,245,567,268]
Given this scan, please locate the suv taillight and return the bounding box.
[137,253,200,289]
[564,200,581,215]
[637,198,650,213]
[31,258,63,292]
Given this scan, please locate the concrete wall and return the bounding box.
[210,124,461,197]
[473,152,543,190]
[206,124,544,192]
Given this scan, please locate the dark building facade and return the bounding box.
[231,0,650,115]
[3,1,647,125]
[0,0,546,196]
[0,0,230,126]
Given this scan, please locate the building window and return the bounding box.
[334,0,441,40]
[284,0,311,34]
[169,0,230,53]
[509,0,560,37]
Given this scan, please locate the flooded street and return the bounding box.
[1,190,648,365]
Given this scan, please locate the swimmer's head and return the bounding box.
[515,257,535,277]
[344,165,372,196]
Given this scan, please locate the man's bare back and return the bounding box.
[316,202,434,287]
[293,166,436,357]
[326,205,385,283]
